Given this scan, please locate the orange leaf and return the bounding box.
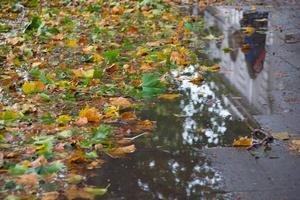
[79,107,102,122]
[233,137,253,147]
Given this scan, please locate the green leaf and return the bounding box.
[5,195,20,200]
[103,50,120,64]
[222,47,233,53]
[57,130,73,139]
[37,161,65,175]
[8,165,28,175]
[141,73,166,97]
[25,16,42,33]
[83,184,110,196]
[85,151,98,159]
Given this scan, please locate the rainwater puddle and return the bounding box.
[88,68,250,199]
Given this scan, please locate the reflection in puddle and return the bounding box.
[88,64,249,199]
[204,7,273,114]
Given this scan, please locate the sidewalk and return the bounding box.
[203,1,300,199]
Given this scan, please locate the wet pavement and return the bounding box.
[203,2,300,200]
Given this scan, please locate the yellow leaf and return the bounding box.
[79,107,102,122]
[73,68,94,78]
[104,106,119,118]
[271,132,290,140]
[22,81,45,94]
[93,53,103,63]
[233,137,253,147]
[66,39,78,47]
[200,64,220,72]
[109,144,136,158]
[56,115,72,125]
[158,93,181,100]
[190,77,203,84]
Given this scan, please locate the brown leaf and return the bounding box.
[65,186,94,200]
[109,144,136,158]
[158,93,181,100]
[121,111,137,121]
[16,173,39,188]
[30,155,48,168]
[109,97,131,108]
[41,192,59,200]
[75,117,88,126]
[0,152,3,168]
[271,132,290,140]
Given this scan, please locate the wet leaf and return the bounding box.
[222,47,233,53]
[271,132,290,140]
[0,151,3,168]
[73,68,95,78]
[41,192,59,200]
[83,185,110,196]
[289,140,300,153]
[67,174,84,184]
[15,173,39,188]
[75,117,88,126]
[142,73,166,97]
[56,115,72,125]
[109,144,136,158]
[37,161,65,175]
[158,93,181,100]
[233,137,253,147]
[79,107,102,122]
[109,97,131,108]
[57,130,73,139]
[9,165,28,175]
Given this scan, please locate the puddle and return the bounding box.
[87,65,251,199]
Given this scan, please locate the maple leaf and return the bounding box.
[233,137,253,147]
[79,107,102,122]
[22,81,45,94]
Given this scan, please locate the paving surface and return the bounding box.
[203,1,300,199]
[205,145,300,200]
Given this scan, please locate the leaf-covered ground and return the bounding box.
[0,0,205,199]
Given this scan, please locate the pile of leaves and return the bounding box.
[0,0,203,198]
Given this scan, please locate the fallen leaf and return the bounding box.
[109,144,136,158]
[67,174,84,184]
[0,152,3,168]
[233,137,253,147]
[30,155,48,168]
[65,186,94,200]
[79,107,102,122]
[158,93,181,100]
[289,140,300,153]
[22,81,45,94]
[271,132,290,140]
[56,115,72,125]
[75,117,88,126]
[83,185,109,196]
[73,68,94,79]
[16,173,39,188]
[41,192,59,200]
[109,97,131,108]
[121,111,137,121]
